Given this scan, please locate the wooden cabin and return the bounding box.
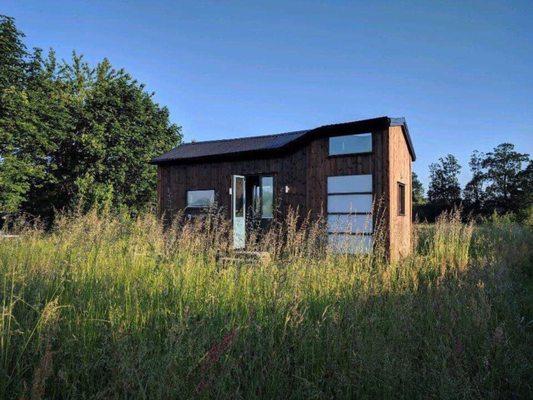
[151,116,416,260]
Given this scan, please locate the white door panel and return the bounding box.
[232,175,246,249]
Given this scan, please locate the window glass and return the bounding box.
[329,133,372,156]
[252,184,261,215]
[261,176,274,218]
[327,174,372,193]
[328,234,373,254]
[187,190,214,208]
[398,182,406,216]
[235,178,244,217]
[327,194,372,213]
[327,214,373,233]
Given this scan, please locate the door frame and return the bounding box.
[232,175,246,249]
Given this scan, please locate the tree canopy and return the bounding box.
[427,154,462,208]
[463,144,531,218]
[0,15,181,221]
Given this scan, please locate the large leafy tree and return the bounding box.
[481,143,530,214]
[461,144,530,218]
[0,15,181,221]
[0,15,53,214]
[427,154,462,209]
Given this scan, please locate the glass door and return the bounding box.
[232,175,246,249]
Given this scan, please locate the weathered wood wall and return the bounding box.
[387,126,413,259]
[157,146,309,220]
[158,130,389,220]
[157,127,412,259]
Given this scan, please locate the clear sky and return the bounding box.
[3,1,532,189]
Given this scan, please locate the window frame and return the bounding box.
[249,174,275,220]
[260,176,274,219]
[397,182,406,216]
[186,189,215,209]
[328,133,373,157]
[326,174,374,236]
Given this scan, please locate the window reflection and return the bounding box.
[261,176,273,219]
[329,133,372,156]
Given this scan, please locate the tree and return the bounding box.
[411,172,425,206]
[427,154,462,209]
[0,16,181,221]
[0,14,38,214]
[463,150,486,214]
[481,143,530,214]
[0,15,26,90]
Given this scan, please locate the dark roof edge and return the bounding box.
[389,117,416,161]
[151,116,416,164]
[174,129,309,147]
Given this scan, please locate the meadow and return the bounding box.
[0,210,531,399]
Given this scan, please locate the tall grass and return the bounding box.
[0,210,531,399]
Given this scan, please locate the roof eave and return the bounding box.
[151,116,416,164]
[389,117,416,161]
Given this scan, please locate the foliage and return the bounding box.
[0,210,531,399]
[427,154,461,210]
[463,150,486,214]
[463,144,531,219]
[0,15,181,221]
[411,171,425,206]
[482,143,530,214]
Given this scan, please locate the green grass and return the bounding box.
[0,210,531,399]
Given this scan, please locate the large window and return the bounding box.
[327,174,373,254]
[329,133,372,156]
[187,190,214,208]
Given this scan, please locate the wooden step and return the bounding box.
[0,234,19,239]
[217,251,271,267]
[235,251,271,263]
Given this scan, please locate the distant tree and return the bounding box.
[463,150,486,215]
[516,160,532,221]
[412,172,425,206]
[0,15,181,221]
[427,154,462,210]
[481,143,530,215]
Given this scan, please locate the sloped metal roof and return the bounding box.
[152,116,415,164]
[151,129,309,163]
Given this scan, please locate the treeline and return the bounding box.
[413,144,532,222]
[1,15,531,226]
[0,15,181,223]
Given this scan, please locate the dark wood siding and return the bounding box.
[305,130,388,219]
[158,146,308,220]
[158,132,386,222]
[159,130,388,221]
[156,127,413,259]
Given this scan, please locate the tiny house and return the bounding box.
[151,116,415,260]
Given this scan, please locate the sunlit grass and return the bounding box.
[0,209,531,399]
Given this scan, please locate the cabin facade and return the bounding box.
[151,116,415,260]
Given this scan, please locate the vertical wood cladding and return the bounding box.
[158,145,308,220]
[157,127,412,259]
[387,126,413,260]
[305,130,387,219]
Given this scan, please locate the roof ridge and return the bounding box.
[180,129,308,146]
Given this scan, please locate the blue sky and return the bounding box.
[3,1,532,189]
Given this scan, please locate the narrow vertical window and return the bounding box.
[261,176,274,219]
[398,182,406,216]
